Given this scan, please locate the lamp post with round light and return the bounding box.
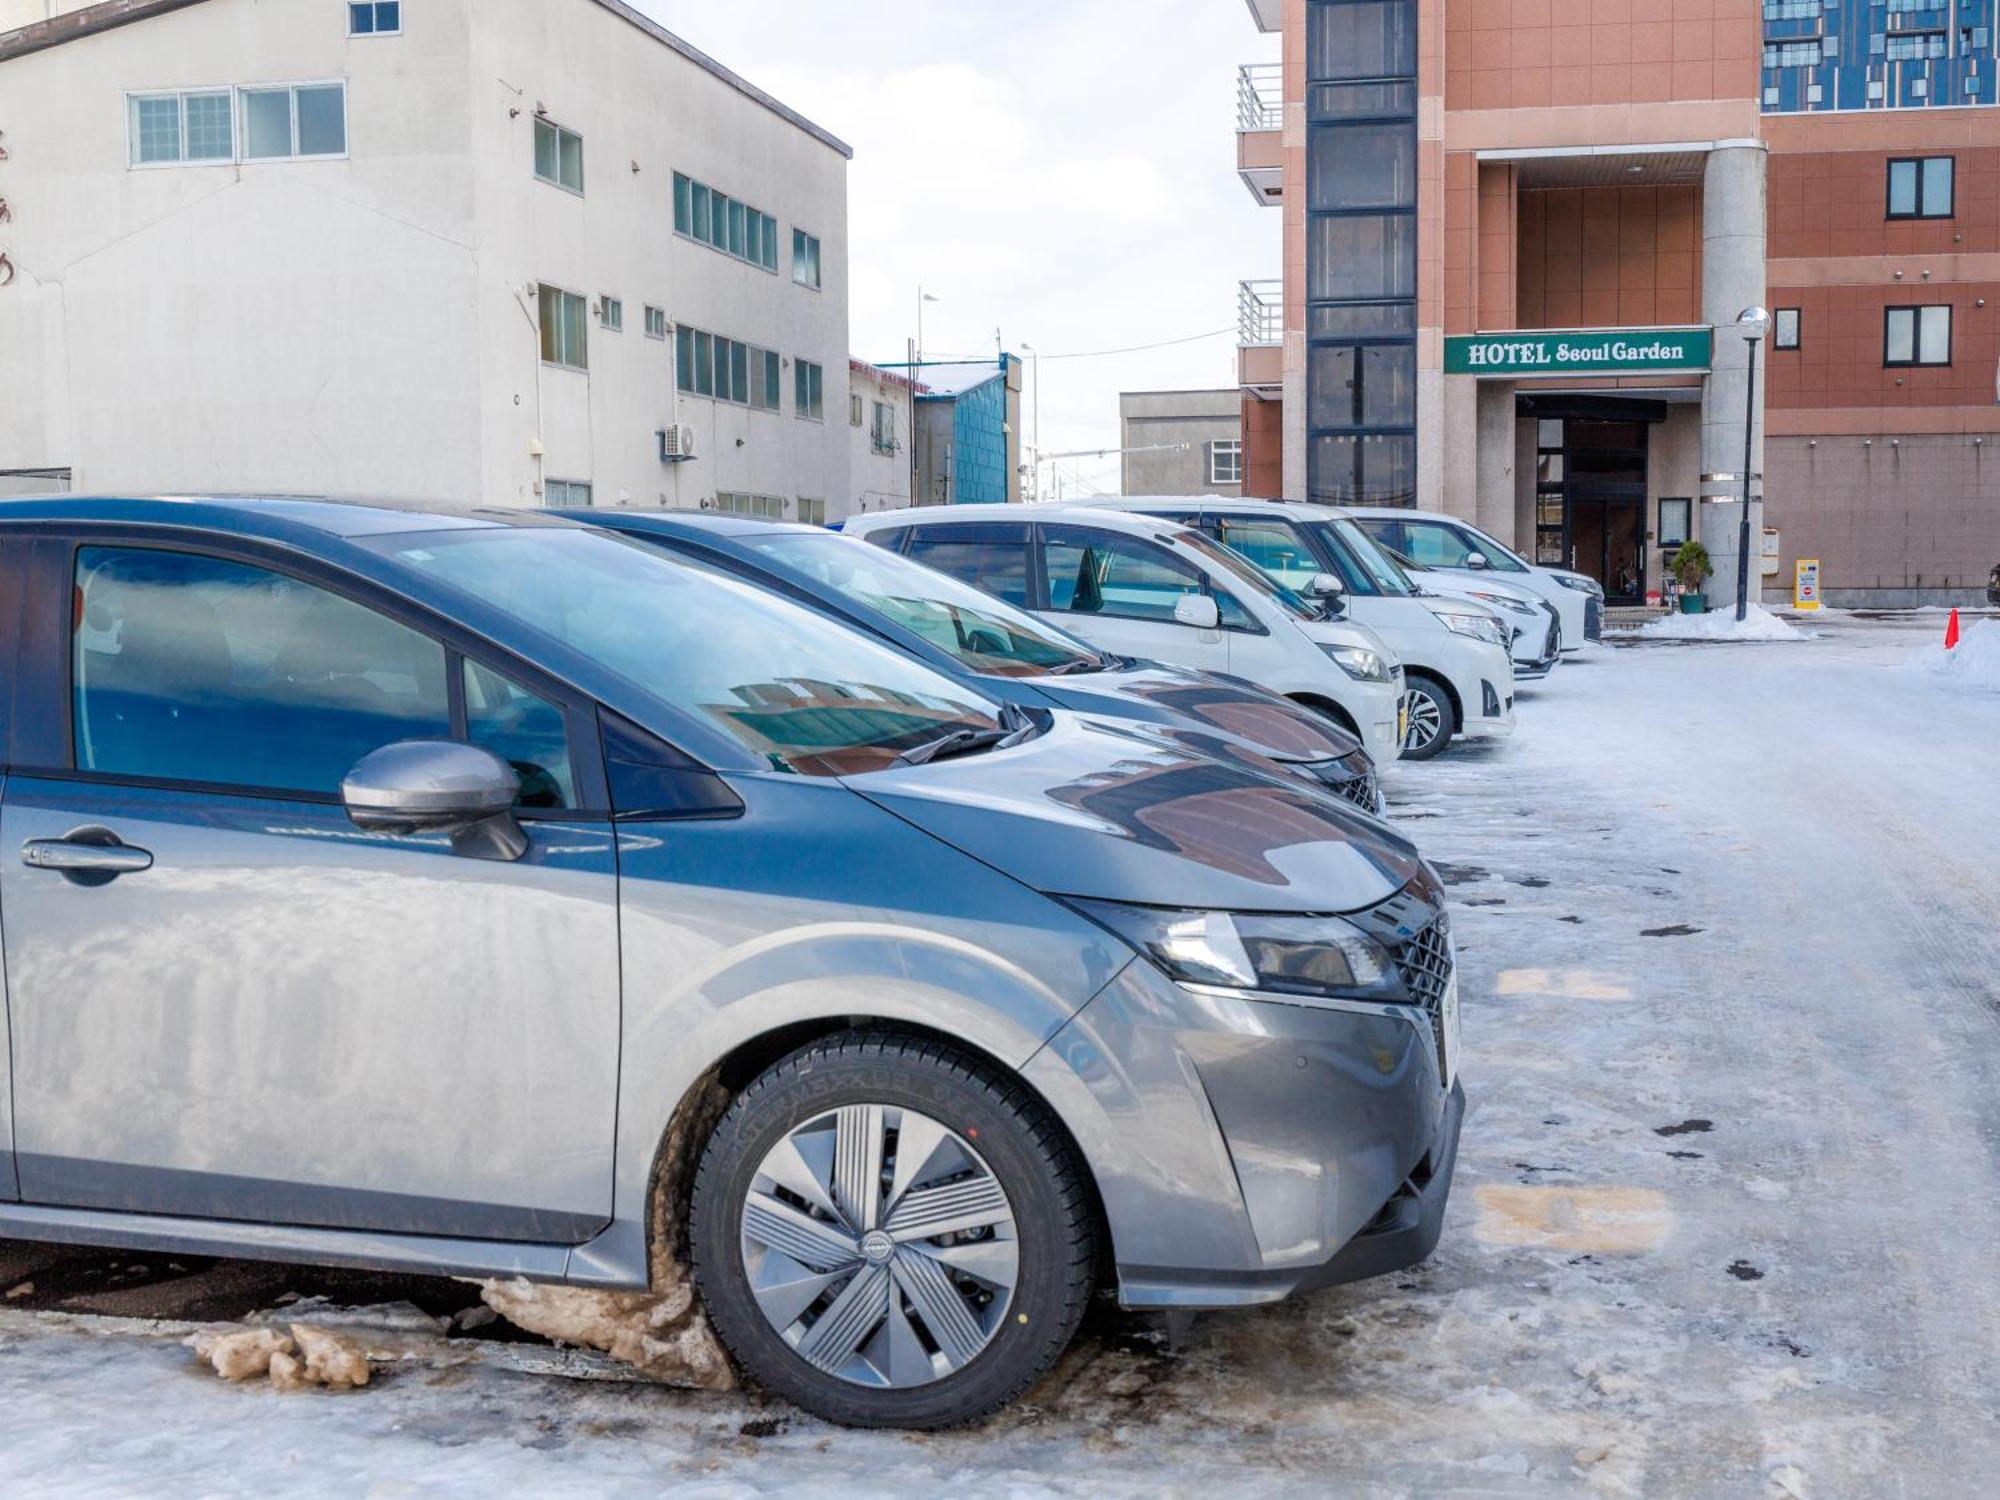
[1734,306,1769,622]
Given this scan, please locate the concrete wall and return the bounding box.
[0,0,852,514]
[1119,389,1241,496]
[847,361,913,516]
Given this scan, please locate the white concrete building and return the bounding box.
[0,0,856,518]
[845,359,914,519]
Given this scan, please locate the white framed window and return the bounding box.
[544,479,592,507]
[797,498,828,527]
[348,2,400,36]
[871,401,896,455]
[794,359,825,421]
[599,296,623,333]
[792,229,823,290]
[644,305,668,340]
[127,89,234,166]
[538,284,588,371]
[850,393,865,426]
[715,492,785,519]
[677,325,780,410]
[1207,439,1243,486]
[534,116,584,195]
[1884,305,1951,368]
[672,173,779,272]
[240,82,347,161]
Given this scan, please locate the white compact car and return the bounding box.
[844,506,1409,767]
[1348,541,1562,682]
[1095,498,1521,760]
[1346,508,1605,653]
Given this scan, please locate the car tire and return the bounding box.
[1401,675,1457,761]
[689,1031,1097,1429]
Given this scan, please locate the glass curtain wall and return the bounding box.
[1305,0,1419,507]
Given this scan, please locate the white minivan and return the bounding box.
[1348,508,1605,653]
[1096,498,1522,759]
[844,506,1410,767]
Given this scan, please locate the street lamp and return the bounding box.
[1020,340,1041,500]
[1734,305,1769,623]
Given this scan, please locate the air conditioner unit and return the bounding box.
[659,424,697,462]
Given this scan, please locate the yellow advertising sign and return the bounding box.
[1794,558,1822,611]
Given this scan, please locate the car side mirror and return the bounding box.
[1308,572,1347,611]
[1173,594,1222,631]
[342,740,528,862]
[1464,551,1490,570]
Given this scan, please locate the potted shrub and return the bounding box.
[1671,540,1713,614]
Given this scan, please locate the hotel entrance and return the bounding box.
[1530,407,1656,606]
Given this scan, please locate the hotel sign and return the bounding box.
[1445,327,1713,378]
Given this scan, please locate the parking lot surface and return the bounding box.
[0,612,1993,1497]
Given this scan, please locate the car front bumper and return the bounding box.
[1026,938,1463,1311]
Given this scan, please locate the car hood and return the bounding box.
[848,714,1425,914]
[1025,662,1363,765]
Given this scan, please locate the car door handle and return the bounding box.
[22,836,154,877]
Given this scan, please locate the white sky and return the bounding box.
[639,0,1278,497]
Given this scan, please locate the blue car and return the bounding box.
[561,509,1384,812]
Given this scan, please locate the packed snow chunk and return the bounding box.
[478,1278,734,1391]
[190,1327,294,1383]
[289,1323,371,1390]
[1630,603,1812,643]
[1905,618,2000,693]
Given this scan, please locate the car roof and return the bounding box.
[848,503,1198,540]
[0,494,586,544]
[1099,496,1340,521]
[554,507,825,541]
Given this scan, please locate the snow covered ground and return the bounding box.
[0,613,1995,1497]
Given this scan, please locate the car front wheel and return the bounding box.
[689,1032,1097,1429]
[1401,675,1458,760]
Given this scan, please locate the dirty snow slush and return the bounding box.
[0,614,1994,1496]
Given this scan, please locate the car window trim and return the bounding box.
[34,526,615,818]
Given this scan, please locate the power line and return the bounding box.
[923,325,1238,365]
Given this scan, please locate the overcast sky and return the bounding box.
[640,0,1278,497]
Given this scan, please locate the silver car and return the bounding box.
[0,497,1465,1429]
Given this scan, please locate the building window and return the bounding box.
[795,359,824,421]
[677,326,780,410]
[534,117,584,194]
[1884,305,1951,367]
[798,498,828,527]
[1762,40,1823,68]
[1773,308,1800,350]
[237,82,347,160]
[871,401,897,455]
[792,229,823,290]
[644,305,668,340]
[715,492,785,519]
[1888,157,1953,218]
[599,296,623,333]
[545,479,592,507]
[538,285,588,370]
[1884,32,1947,62]
[672,172,779,272]
[850,393,865,426]
[348,2,401,36]
[128,89,234,165]
[1206,439,1243,486]
[1761,0,1819,17]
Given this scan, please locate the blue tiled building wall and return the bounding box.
[1764,0,1997,111]
[948,377,1009,504]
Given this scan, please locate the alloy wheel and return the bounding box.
[1405,690,1445,752]
[738,1104,1019,1389]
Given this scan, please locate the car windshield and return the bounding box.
[1464,525,1533,574]
[742,532,1100,679]
[1308,519,1418,598]
[1172,530,1317,621]
[368,527,1002,777]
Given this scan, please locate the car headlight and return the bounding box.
[1322,644,1394,683]
[1466,590,1540,618]
[1434,610,1509,649]
[1066,899,1401,1002]
[1554,574,1605,599]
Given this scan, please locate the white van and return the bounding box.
[844,506,1410,766]
[1094,498,1522,759]
[1347,508,1605,652]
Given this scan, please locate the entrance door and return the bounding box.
[1539,419,1650,604]
[2,541,622,1243]
[1568,496,1647,605]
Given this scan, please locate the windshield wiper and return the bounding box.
[894,704,1037,766]
[1045,655,1108,676]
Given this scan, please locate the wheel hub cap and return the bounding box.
[739,1104,1019,1389]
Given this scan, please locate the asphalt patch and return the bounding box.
[1654,1119,1714,1137]
[1433,862,1490,886]
[1641,924,1704,937]
[1727,1260,1765,1282]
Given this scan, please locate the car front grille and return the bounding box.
[1585,597,1604,642]
[1316,753,1380,812]
[1394,916,1454,1067]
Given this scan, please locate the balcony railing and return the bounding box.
[1238,279,1282,345]
[1237,62,1283,132]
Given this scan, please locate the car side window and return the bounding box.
[1399,522,1478,569]
[73,546,451,796]
[860,525,910,555]
[464,658,575,809]
[904,523,1031,606]
[1216,519,1325,595]
[1042,525,1211,624]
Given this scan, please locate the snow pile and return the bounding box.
[1905,618,2000,693]
[1631,603,1812,643]
[190,1324,371,1391]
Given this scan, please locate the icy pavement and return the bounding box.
[0,615,1996,1497]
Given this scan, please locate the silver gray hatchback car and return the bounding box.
[0,498,1464,1429]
